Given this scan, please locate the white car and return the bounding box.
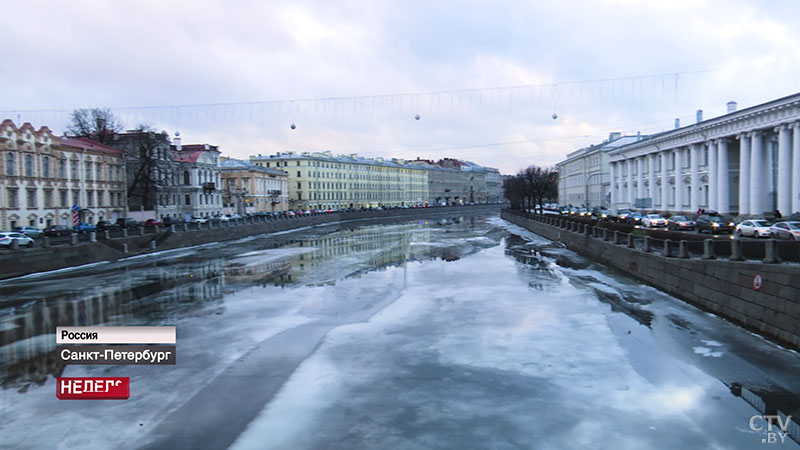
[217,215,230,222]
[769,221,800,240]
[0,232,35,248]
[643,214,667,227]
[190,216,209,224]
[735,220,772,238]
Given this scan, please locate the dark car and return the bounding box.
[625,211,644,225]
[667,215,696,230]
[44,225,72,237]
[116,218,139,228]
[144,219,164,227]
[696,213,735,234]
[95,220,119,231]
[616,208,632,222]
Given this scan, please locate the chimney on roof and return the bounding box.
[674,118,680,129]
[609,132,622,141]
[636,131,642,140]
[174,131,181,150]
[727,101,737,113]
[203,143,209,150]
[696,109,703,124]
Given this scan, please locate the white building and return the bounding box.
[556,133,645,208]
[609,93,800,217]
[172,143,223,221]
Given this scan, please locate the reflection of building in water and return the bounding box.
[0,258,226,389]
[279,224,421,284]
[224,259,291,285]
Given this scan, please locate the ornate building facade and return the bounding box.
[0,120,126,230]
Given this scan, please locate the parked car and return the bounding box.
[667,215,696,231]
[116,218,139,228]
[144,219,164,227]
[769,221,800,240]
[625,211,644,225]
[735,220,772,238]
[95,220,119,231]
[13,225,43,238]
[44,224,72,237]
[74,222,97,233]
[592,208,611,220]
[696,212,735,234]
[0,232,34,248]
[190,216,209,224]
[616,208,632,222]
[642,214,667,228]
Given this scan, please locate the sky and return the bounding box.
[3,0,800,174]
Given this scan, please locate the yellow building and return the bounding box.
[250,151,428,210]
[220,157,289,213]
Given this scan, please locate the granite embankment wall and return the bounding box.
[502,209,800,351]
[0,204,503,280]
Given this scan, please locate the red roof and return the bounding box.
[60,136,123,155]
[173,150,203,163]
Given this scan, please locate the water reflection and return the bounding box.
[0,216,497,390]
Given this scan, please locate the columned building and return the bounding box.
[609,93,800,216]
[556,132,646,208]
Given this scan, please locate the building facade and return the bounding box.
[556,133,645,208]
[250,151,428,210]
[0,120,126,230]
[220,158,289,214]
[172,143,223,220]
[409,158,499,205]
[609,93,800,216]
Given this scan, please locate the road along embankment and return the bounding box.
[0,204,503,281]
[502,209,800,351]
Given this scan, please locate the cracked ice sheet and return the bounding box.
[0,285,316,450]
[231,242,754,450]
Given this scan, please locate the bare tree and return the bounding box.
[521,165,558,214]
[66,108,123,144]
[114,126,178,211]
[502,176,526,210]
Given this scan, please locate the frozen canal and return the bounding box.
[1,213,799,450]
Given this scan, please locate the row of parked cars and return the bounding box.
[557,206,800,240]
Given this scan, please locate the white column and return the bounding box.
[637,157,645,201]
[648,154,656,209]
[776,124,792,216]
[628,159,635,206]
[792,123,800,214]
[717,139,730,214]
[750,131,764,216]
[675,148,684,212]
[660,151,668,210]
[609,161,617,207]
[690,143,700,213]
[708,141,718,211]
[738,134,751,216]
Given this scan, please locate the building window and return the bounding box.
[7,189,18,208]
[87,191,94,207]
[43,156,51,178]
[85,161,92,181]
[96,164,103,181]
[60,190,68,208]
[98,191,104,206]
[72,190,80,207]
[59,159,66,178]
[25,154,33,177]
[297,171,301,177]
[44,190,53,208]
[71,160,78,179]
[5,153,14,176]
[185,194,191,205]
[27,189,36,208]
[297,182,301,189]
[184,171,190,185]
